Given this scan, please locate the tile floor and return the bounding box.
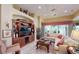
[20,41,55,54]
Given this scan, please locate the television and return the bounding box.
[20,27,31,37]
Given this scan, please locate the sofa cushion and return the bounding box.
[64,37,79,48]
[58,45,68,54]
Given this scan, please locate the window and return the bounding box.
[44,25,68,36]
[75,25,79,30]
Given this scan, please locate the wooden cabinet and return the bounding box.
[12,37,25,48]
[19,37,26,48]
[29,33,34,42]
[12,19,35,48]
[12,38,19,44]
[12,35,34,48]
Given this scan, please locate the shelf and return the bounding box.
[12,8,35,21]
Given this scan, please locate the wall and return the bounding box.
[73,10,79,17]
[13,4,20,10]
[32,15,42,29]
[42,15,74,23]
[72,10,79,23]
[0,4,13,46]
[0,5,1,38]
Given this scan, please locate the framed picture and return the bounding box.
[2,29,12,38]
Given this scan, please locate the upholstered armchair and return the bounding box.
[55,34,64,47]
[54,45,76,54]
[0,40,20,54]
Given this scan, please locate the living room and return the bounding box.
[0,4,79,54]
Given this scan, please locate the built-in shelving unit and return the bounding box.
[12,8,35,21]
[12,8,36,47]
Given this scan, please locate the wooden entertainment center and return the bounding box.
[12,8,35,48]
[12,19,35,48]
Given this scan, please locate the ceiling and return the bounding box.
[16,4,79,19]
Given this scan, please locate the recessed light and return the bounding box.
[51,13,56,16]
[64,10,68,13]
[38,6,42,9]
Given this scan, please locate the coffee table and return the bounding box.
[36,40,50,53]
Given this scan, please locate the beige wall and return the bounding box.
[35,16,42,29]
[34,15,39,28]
[72,10,79,23]
[0,4,1,38]
[73,10,79,17]
[42,15,74,23]
[13,4,20,10]
[0,4,13,46]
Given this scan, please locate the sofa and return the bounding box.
[64,37,79,49]
[55,36,79,54]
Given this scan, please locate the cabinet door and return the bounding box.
[19,37,25,48]
[12,38,19,44]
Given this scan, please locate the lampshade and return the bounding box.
[71,30,79,41]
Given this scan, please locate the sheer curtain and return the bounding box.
[44,25,68,36]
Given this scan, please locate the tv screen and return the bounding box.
[20,27,31,37]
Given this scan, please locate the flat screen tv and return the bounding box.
[20,27,31,37]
